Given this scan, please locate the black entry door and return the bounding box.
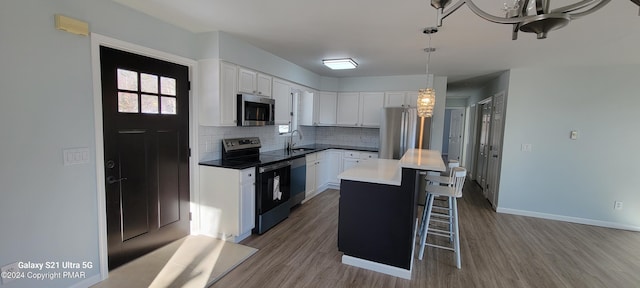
[100,46,190,270]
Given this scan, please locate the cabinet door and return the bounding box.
[272,78,292,125]
[239,168,255,235]
[318,92,337,125]
[240,180,255,235]
[326,150,343,185]
[305,160,316,197]
[238,68,257,94]
[359,92,384,127]
[342,158,360,172]
[384,92,406,108]
[336,92,360,126]
[299,90,316,126]
[257,73,272,97]
[405,91,419,108]
[220,62,238,126]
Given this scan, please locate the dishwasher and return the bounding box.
[289,156,306,208]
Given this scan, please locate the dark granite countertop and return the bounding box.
[199,145,378,169]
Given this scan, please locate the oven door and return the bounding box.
[238,94,274,126]
[256,161,291,215]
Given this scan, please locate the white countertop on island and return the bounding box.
[338,149,446,186]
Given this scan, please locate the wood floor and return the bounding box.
[212,182,640,288]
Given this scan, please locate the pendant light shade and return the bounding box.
[417,88,436,118]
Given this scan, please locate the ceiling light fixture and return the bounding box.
[417,27,437,118]
[322,58,358,70]
[430,0,640,40]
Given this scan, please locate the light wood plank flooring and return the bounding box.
[212,182,640,288]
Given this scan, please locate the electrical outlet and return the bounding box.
[1,262,20,284]
[614,201,623,210]
[521,144,532,152]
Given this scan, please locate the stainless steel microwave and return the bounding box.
[237,94,275,126]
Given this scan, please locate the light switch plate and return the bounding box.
[570,130,578,140]
[63,147,90,166]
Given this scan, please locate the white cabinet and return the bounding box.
[336,92,384,127]
[384,91,419,108]
[359,92,385,127]
[199,166,255,242]
[299,89,318,126]
[239,168,255,237]
[318,91,337,125]
[238,67,272,97]
[342,150,379,172]
[272,78,293,125]
[305,151,328,201]
[326,150,343,185]
[336,92,360,126]
[199,59,237,126]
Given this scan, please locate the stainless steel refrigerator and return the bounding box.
[379,107,432,205]
[379,107,431,160]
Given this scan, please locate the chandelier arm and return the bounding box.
[463,0,541,24]
[440,0,467,22]
[566,0,611,19]
[550,0,601,13]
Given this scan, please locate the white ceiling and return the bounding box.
[112,0,640,83]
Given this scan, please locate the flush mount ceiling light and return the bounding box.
[430,0,640,39]
[322,58,358,70]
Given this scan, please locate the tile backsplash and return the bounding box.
[198,125,316,161]
[198,125,379,161]
[315,126,379,148]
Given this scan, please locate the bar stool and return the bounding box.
[418,167,466,269]
[420,160,460,242]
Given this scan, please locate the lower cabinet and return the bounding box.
[199,166,255,243]
[305,151,326,201]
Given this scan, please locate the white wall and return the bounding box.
[0,1,195,287]
[498,65,640,230]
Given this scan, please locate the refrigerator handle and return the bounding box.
[400,110,406,156]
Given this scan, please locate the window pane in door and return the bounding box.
[118,92,138,113]
[160,77,176,96]
[161,96,176,115]
[141,73,158,94]
[117,69,138,91]
[141,94,159,114]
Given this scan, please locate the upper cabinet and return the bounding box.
[238,67,272,97]
[336,92,360,126]
[272,78,293,125]
[336,92,384,127]
[317,92,337,126]
[384,91,419,108]
[199,59,238,126]
[359,92,385,127]
[298,89,318,126]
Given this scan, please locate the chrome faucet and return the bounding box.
[288,129,302,152]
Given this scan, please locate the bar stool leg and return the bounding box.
[419,193,435,260]
[452,197,461,269]
[448,197,454,243]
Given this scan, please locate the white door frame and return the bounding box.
[90,33,199,280]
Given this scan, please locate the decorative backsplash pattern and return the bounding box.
[315,126,379,148]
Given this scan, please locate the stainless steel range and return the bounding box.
[221,137,291,234]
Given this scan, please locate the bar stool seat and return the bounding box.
[418,167,466,269]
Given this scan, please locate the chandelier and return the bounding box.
[430,0,640,39]
[417,27,437,118]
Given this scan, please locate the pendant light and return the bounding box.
[417,27,437,118]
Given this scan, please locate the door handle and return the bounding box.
[107,176,127,184]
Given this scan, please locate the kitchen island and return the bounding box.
[337,149,445,279]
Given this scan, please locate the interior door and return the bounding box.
[476,100,492,196]
[486,92,506,208]
[100,46,190,270]
[447,109,465,162]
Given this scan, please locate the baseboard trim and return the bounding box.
[342,255,412,280]
[496,207,640,232]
